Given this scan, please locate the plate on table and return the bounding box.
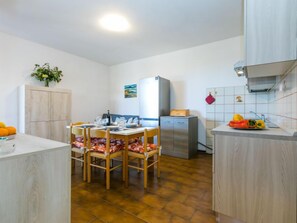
[78,124,96,128]
[125,123,138,128]
[105,125,120,130]
[231,127,265,130]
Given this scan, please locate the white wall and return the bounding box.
[109,36,246,145]
[0,31,109,128]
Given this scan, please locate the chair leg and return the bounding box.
[144,159,148,189]
[106,158,110,190]
[87,154,91,183]
[71,152,75,169]
[83,152,87,181]
[137,158,141,173]
[157,154,161,178]
[122,151,125,181]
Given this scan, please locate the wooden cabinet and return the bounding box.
[245,0,297,67]
[243,0,297,79]
[213,134,297,223]
[160,116,198,159]
[19,85,71,143]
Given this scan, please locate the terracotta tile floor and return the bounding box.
[71,152,216,223]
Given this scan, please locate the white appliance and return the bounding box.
[139,76,170,127]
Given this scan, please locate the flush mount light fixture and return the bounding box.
[99,14,130,32]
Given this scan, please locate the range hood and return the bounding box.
[234,60,296,92]
[247,76,276,93]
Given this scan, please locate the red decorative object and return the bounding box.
[205,93,215,104]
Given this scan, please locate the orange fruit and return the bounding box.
[0,122,6,128]
[5,126,16,135]
[0,128,9,136]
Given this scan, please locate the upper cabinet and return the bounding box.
[244,0,297,78]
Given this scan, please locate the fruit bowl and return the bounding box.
[0,138,15,155]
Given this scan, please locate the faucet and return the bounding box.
[249,111,266,122]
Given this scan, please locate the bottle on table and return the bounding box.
[107,110,111,126]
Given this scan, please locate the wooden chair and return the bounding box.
[87,128,124,189]
[127,127,161,189]
[70,123,88,181]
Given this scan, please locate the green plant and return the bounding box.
[31,63,63,87]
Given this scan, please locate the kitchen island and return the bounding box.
[0,134,71,223]
[212,125,297,223]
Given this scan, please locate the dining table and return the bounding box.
[68,124,154,187]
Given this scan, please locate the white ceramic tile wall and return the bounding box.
[268,65,297,133]
[205,85,269,148]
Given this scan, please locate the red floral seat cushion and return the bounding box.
[128,142,157,153]
[90,137,124,154]
[72,136,85,148]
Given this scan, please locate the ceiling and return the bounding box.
[0,0,243,65]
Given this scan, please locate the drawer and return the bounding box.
[173,119,188,130]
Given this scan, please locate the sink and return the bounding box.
[266,122,279,128]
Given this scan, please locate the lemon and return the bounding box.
[233,114,244,121]
[0,122,6,128]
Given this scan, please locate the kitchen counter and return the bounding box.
[212,124,297,141]
[212,125,297,223]
[0,134,71,223]
[0,133,69,160]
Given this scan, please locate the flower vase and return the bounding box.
[45,80,49,87]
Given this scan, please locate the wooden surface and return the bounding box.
[160,116,198,159]
[0,135,71,223]
[213,134,297,223]
[245,0,297,66]
[20,85,72,143]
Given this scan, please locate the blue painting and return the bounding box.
[124,84,137,98]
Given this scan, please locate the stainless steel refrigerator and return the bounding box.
[139,76,170,127]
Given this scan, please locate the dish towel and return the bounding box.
[205,93,215,104]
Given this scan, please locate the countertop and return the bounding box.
[212,125,297,141]
[0,133,69,160]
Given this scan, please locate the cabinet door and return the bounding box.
[214,135,297,223]
[50,120,69,143]
[173,119,188,155]
[160,118,174,153]
[29,122,50,139]
[29,90,50,122]
[245,0,297,66]
[50,92,71,121]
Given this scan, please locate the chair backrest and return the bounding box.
[89,129,110,153]
[143,127,160,152]
[69,123,87,147]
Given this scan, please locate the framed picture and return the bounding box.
[124,84,137,98]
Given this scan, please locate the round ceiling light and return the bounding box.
[99,14,130,32]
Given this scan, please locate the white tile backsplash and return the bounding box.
[245,94,256,103]
[215,113,225,122]
[224,104,234,113]
[256,93,268,104]
[268,65,297,132]
[225,96,234,104]
[235,104,245,113]
[206,104,215,112]
[215,96,224,105]
[225,87,234,95]
[215,104,224,113]
[256,104,268,114]
[235,86,245,94]
[215,87,225,96]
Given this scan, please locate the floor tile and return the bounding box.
[71,152,216,222]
